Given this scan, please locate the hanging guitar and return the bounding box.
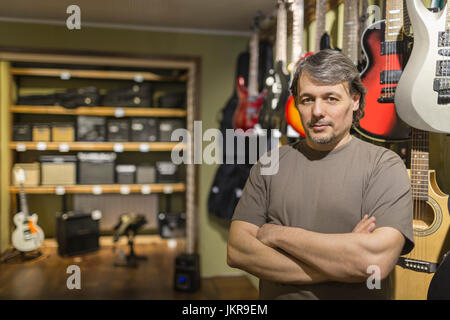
[233,14,266,132]
[394,0,450,134]
[356,0,411,142]
[285,0,327,138]
[256,0,290,138]
[11,168,45,252]
[392,128,450,299]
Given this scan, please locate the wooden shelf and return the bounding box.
[10,67,186,82]
[10,141,186,152]
[10,105,187,117]
[9,183,185,194]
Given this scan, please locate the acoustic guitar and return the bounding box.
[356,0,411,142]
[256,0,290,137]
[233,15,266,132]
[11,168,45,252]
[394,0,450,134]
[392,128,450,300]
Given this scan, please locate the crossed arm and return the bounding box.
[227,215,405,285]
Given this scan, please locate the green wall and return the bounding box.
[0,21,249,278]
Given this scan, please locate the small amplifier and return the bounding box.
[174,253,201,292]
[56,211,101,257]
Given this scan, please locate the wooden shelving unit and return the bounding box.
[9,141,186,152]
[0,49,199,254]
[10,105,187,117]
[9,183,186,194]
[10,67,186,82]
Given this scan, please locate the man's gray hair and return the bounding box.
[289,49,367,126]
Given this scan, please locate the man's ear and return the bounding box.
[352,94,361,111]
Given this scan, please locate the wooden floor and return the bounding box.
[0,237,258,300]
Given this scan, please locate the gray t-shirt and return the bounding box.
[232,136,414,300]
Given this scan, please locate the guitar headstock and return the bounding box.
[14,168,26,185]
[250,11,263,32]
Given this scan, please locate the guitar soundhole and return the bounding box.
[413,200,436,232]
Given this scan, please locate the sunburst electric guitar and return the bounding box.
[356,0,411,142]
[392,128,450,300]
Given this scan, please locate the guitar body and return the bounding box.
[392,170,450,300]
[356,21,411,141]
[12,211,45,252]
[257,61,290,134]
[395,0,450,133]
[233,76,265,131]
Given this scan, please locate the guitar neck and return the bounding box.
[275,0,288,66]
[342,0,359,65]
[385,0,404,42]
[248,30,259,97]
[410,128,429,202]
[19,185,29,216]
[315,0,327,52]
[291,0,304,66]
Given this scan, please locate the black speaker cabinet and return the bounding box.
[174,253,201,292]
[56,211,100,257]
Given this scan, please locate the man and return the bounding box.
[227,50,414,300]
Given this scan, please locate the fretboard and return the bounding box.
[248,30,259,97]
[343,0,359,65]
[385,0,404,42]
[19,187,30,217]
[410,128,429,201]
[291,0,304,66]
[275,0,288,65]
[315,0,327,52]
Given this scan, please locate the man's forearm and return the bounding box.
[269,226,377,283]
[227,224,329,285]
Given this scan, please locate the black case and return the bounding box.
[77,116,106,142]
[13,124,32,141]
[56,211,100,257]
[130,118,158,142]
[60,87,101,109]
[158,92,186,108]
[17,93,61,106]
[78,152,116,184]
[159,119,185,142]
[156,161,179,183]
[157,212,186,238]
[103,83,152,108]
[107,119,130,142]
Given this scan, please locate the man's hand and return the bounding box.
[256,223,282,248]
[257,215,376,248]
[353,215,376,234]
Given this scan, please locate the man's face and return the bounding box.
[296,72,360,151]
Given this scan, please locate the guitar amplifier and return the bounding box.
[174,253,201,292]
[56,211,101,257]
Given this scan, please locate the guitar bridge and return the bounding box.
[397,257,438,273]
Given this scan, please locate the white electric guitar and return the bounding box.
[395,0,450,133]
[12,168,44,252]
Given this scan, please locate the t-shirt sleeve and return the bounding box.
[363,150,414,255]
[231,161,268,227]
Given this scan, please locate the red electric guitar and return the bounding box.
[233,15,266,132]
[356,0,411,141]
